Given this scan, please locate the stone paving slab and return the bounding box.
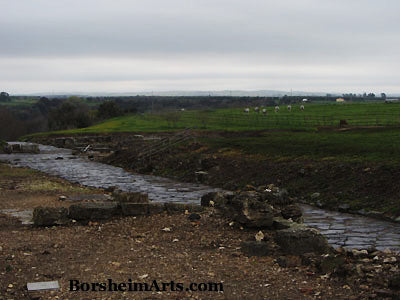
[301,204,400,252]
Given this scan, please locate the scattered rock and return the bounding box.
[220,192,275,228]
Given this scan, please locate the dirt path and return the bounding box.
[1,163,394,300]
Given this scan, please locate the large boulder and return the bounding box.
[113,191,149,203]
[202,189,302,229]
[121,203,148,216]
[69,202,120,220]
[217,192,275,228]
[33,207,69,226]
[232,194,275,228]
[261,188,293,206]
[274,223,332,255]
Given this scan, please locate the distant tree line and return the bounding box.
[0,91,390,141]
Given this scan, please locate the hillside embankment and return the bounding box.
[29,129,400,222]
[105,141,400,221]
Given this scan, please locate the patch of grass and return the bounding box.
[0,164,37,177]
[26,181,90,193]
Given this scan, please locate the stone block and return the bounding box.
[69,202,120,220]
[148,203,165,215]
[164,203,204,214]
[113,191,149,203]
[33,207,69,226]
[121,203,149,216]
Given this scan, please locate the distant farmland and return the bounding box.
[45,102,400,134]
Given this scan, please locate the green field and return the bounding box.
[34,102,400,135]
[23,102,400,164]
[1,98,39,108]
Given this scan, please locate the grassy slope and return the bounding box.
[26,102,400,164]
[26,102,400,136]
[204,128,400,163]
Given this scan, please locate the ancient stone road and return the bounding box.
[301,204,400,251]
[1,143,400,252]
[0,143,221,204]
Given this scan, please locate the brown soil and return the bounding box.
[0,163,395,300]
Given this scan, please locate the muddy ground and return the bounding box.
[2,163,400,299]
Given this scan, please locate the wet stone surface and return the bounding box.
[301,204,400,252]
[0,143,221,204]
[1,143,400,252]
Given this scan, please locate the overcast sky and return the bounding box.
[0,0,399,94]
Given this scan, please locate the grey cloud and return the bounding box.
[0,0,399,93]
